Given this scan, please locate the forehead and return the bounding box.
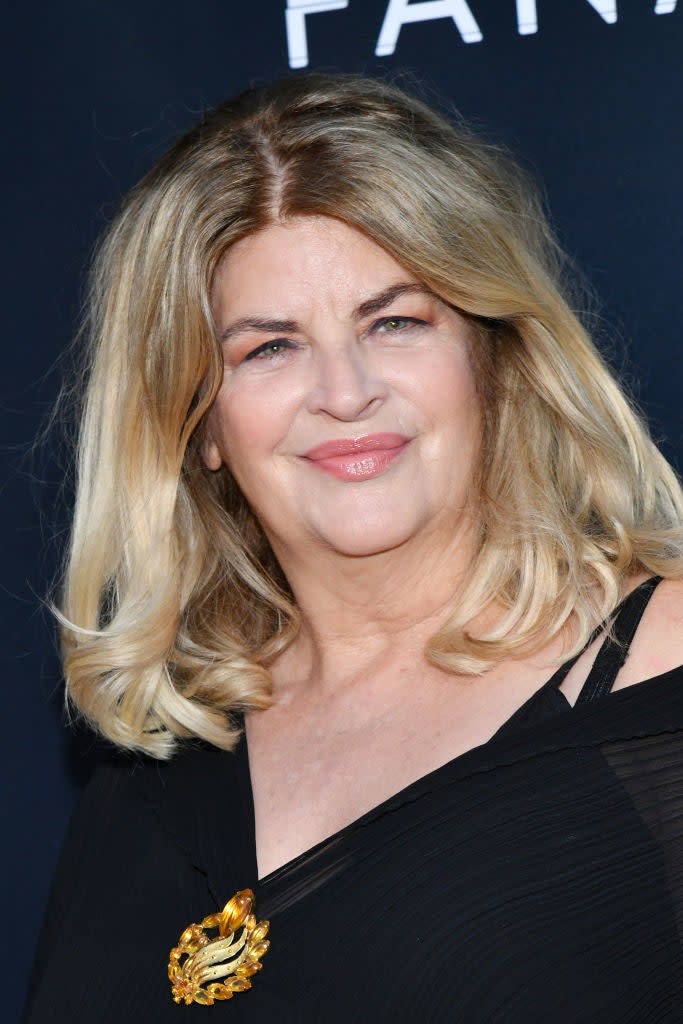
[211,216,418,319]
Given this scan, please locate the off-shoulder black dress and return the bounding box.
[24,577,683,1021]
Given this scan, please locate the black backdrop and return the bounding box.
[6,2,682,1018]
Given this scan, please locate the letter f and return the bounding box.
[285,0,349,68]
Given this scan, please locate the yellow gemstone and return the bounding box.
[235,962,261,977]
[226,977,252,993]
[219,890,254,935]
[206,984,232,1000]
[250,921,270,943]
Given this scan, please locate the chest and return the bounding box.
[233,736,676,1022]
[244,669,556,879]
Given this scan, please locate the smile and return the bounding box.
[302,433,411,481]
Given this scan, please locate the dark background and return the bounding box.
[6,2,682,1018]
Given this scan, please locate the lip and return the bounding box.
[302,432,412,482]
[303,433,410,461]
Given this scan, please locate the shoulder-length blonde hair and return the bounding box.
[60,72,683,757]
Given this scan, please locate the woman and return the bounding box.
[25,72,683,1021]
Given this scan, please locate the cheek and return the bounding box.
[210,381,297,471]
[396,346,478,425]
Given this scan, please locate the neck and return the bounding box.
[267,517,479,700]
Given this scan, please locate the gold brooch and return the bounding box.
[168,889,270,1006]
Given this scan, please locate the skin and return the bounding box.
[205,215,683,879]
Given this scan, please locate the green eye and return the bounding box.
[244,339,296,361]
[375,316,425,333]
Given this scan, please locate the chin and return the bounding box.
[314,514,422,558]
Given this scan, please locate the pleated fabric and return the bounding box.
[24,580,683,1022]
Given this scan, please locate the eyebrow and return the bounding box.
[219,282,435,344]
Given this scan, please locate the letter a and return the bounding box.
[376,0,483,57]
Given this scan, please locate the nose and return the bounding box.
[305,342,387,421]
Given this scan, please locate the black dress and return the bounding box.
[24,578,683,1021]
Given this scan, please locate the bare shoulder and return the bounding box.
[615,577,683,690]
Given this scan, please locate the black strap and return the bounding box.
[574,575,663,705]
[545,576,663,698]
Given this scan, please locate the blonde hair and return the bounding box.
[59,72,683,757]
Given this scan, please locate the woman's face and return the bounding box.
[205,216,481,561]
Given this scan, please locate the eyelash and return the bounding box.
[376,315,426,334]
[242,316,426,362]
[243,339,294,362]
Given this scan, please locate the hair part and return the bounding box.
[58,71,683,757]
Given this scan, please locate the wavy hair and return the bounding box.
[59,72,683,757]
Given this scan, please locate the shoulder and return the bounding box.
[614,577,683,690]
[25,744,235,1023]
[62,740,232,852]
[59,749,181,864]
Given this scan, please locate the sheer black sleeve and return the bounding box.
[22,753,216,1023]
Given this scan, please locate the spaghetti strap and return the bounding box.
[543,576,664,697]
[574,575,664,705]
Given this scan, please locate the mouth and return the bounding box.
[302,433,412,481]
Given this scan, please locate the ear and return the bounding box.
[200,427,224,472]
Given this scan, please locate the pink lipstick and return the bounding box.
[302,432,411,481]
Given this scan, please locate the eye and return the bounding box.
[373,315,426,334]
[243,338,297,362]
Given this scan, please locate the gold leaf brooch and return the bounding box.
[168,889,270,1006]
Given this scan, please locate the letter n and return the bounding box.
[516,0,619,34]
